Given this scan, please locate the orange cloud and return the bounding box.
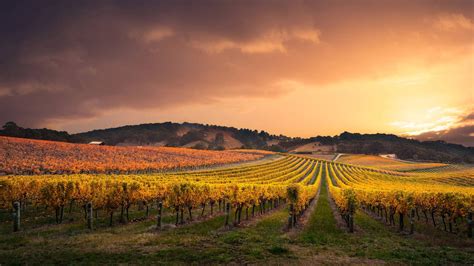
[391,107,465,136]
[143,27,175,43]
[0,0,471,139]
[434,13,474,31]
[411,110,474,147]
[391,107,474,146]
[190,27,321,54]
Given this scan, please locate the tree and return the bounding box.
[1,122,22,137]
[365,141,385,155]
[214,133,225,147]
[268,144,285,152]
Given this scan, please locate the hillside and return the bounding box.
[336,154,448,171]
[288,141,335,153]
[334,132,474,164]
[73,122,281,150]
[0,122,472,163]
[0,136,271,175]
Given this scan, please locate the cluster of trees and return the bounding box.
[335,132,474,163]
[0,121,284,150]
[276,132,473,163]
[74,122,284,150]
[0,122,76,142]
[1,122,472,163]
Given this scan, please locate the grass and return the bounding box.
[0,202,293,264]
[1,179,472,265]
[353,211,473,264]
[337,154,447,171]
[294,176,474,264]
[299,180,345,246]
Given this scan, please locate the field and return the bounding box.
[337,154,448,171]
[0,136,271,175]
[289,141,335,154]
[0,145,473,264]
[302,153,336,161]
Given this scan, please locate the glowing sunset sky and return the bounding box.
[0,1,472,146]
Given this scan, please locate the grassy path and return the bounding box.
[293,176,474,264]
[299,176,344,246]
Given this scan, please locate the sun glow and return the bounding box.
[390,107,470,136]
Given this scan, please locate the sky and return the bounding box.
[0,0,473,146]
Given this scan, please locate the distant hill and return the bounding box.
[1,122,472,163]
[73,122,286,150]
[334,132,474,164]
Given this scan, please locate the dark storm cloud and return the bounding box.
[0,0,312,125]
[414,112,474,147]
[0,0,472,126]
[461,112,474,122]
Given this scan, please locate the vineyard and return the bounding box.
[326,159,473,235]
[0,136,271,175]
[0,153,473,264]
[0,156,320,228]
[337,154,448,171]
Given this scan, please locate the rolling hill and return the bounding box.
[1,121,473,163]
[73,122,281,150]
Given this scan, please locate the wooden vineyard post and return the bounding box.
[399,212,404,232]
[288,203,294,229]
[293,208,297,227]
[348,199,354,233]
[175,208,179,226]
[86,202,93,230]
[348,213,354,233]
[468,212,473,238]
[180,208,185,225]
[233,205,238,225]
[409,209,415,234]
[13,201,20,232]
[157,201,163,230]
[225,202,230,226]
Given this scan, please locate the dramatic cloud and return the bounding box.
[392,107,474,146]
[0,0,472,141]
[391,107,464,136]
[412,111,474,147]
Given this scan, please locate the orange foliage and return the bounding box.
[0,136,270,175]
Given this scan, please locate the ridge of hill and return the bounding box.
[0,121,472,163]
[73,122,285,150]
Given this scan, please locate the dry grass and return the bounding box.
[338,154,447,171]
[302,153,336,161]
[290,142,335,153]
